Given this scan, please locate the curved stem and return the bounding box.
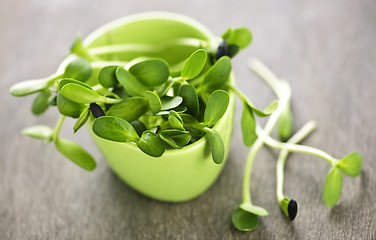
[103,97,122,104]
[169,76,183,84]
[258,128,338,166]
[91,84,121,99]
[249,59,284,99]
[46,73,63,92]
[242,139,262,203]
[225,84,259,110]
[242,63,292,204]
[47,73,63,84]
[52,115,66,141]
[276,121,317,202]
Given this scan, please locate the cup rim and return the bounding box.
[83,11,216,47]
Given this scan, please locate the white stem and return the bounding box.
[242,60,291,204]
[276,121,317,201]
[249,59,285,99]
[257,126,338,166]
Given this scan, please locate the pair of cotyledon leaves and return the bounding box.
[10,57,97,171]
[9,56,93,118]
[21,124,96,171]
[57,78,113,129]
[232,202,269,231]
[219,27,253,60]
[62,49,205,115]
[323,152,363,207]
[9,56,92,97]
[92,49,208,117]
[92,90,229,163]
[58,74,181,128]
[98,49,207,90]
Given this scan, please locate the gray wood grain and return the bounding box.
[1,0,375,239]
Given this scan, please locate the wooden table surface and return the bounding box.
[1,0,375,239]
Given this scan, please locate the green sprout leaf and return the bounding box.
[222,28,233,40]
[203,90,229,127]
[112,86,130,99]
[222,27,252,49]
[129,59,170,87]
[278,106,293,141]
[58,78,91,90]
[232,207,259,231]
[130,120,147,137]
[61,83,99,104]
[168,111,184,130]
[56,92,85,118]
[159,129,191,149]
[201,56,232,91]
[92,116,139,142]
[155,78,174,97]
[205,128,224,164]
[180,113,198,124]
[31,91,51,115]
[239,202,269,216]
[145,91,162,114]
[240,103,257,147]
[98,65,119,88]
[63,56,92,82]
[178,84,199,118]
[73,106,90,133]
[137,131,165,157]
[54,137,96,171]
[61,83,118,104]
[116,67,148,96]
[338,152,363,177]
[160,96,183,111]
[9,78,52,97]
[21,125,53,140]
[323,167,343,207]
[252,100,279,117]
[107,97,148,122]
[227,44,240,58]
[181,49,207,80]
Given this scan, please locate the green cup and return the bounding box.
[66,12,235,202]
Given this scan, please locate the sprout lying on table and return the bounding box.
[10,26,363,231]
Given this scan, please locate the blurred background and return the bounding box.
[1,0,375,239]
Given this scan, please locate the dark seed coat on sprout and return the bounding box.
[288,199,298,221]
[90,103,105,118]
[216,40,228,60]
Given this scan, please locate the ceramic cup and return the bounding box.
[62,12,236,202]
